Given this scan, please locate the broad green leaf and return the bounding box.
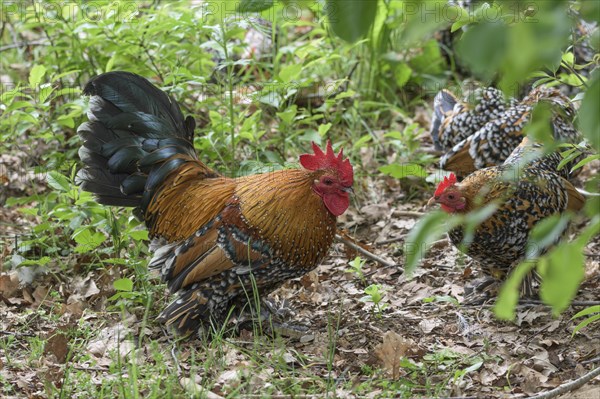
[238,0,274,12]
[538,242,585,316]
[326,0,378,43]
[494,260,536,320]
[72,228,106,253]
[29,65,47,88]
[450,9,470,32]
[379,163,427,179]
[106,54,116,72]
[277,105,297,125]
[113,278,134,292]
[16,256,51,267]
[408,39,445,76]
[318,123,332,136]
[404,211,458,275]
[456,22,508,81]
[394,63,412,88]
[580,0,600,24]
[526,214,570,258]
[579,71,600,151]
[352,134,372,149]
[128,230,149,241]
[278,64,302,83]
[38,84,54,103]
[47,171,71,192]
[561,52,574,67]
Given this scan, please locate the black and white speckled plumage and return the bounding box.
[432,86,582,176]
[434,140,585,282]
[431,87,512,151]
[448,168,572,277]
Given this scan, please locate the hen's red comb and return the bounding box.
[299,140,353,186]
[434,173,457,196]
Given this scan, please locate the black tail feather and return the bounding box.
[76,71,197,213]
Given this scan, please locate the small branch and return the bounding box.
[0,40,49,52]
[392,210,425,218]
[375,235,406,246]
[527,366,600,399]
[72,365,109,372]
[581,356,600,365]
[335,234,397,269]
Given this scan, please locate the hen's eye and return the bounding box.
[324,178,333,185]
[448,194,455,200]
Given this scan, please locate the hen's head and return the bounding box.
[428,173,467,213]
[300,140,354,216]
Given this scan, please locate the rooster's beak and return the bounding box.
[427,196,438,207]
[343,186,354,195]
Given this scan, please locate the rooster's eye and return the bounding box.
[447,194,455,200]
[324,178,333,185]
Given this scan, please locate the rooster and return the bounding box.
[76,72,354,336]
[428,137,585,296]
[431,86,581,176]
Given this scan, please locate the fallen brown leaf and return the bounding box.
[374,330,414,379]
[0,272,20,297]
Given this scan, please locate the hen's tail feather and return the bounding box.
[76,71,199,215]
[431,90,458,150]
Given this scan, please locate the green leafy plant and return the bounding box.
[361,284,389,317]
[346,256,367,286]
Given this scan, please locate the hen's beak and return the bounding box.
[427,196,438,207]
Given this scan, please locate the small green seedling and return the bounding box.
[361,284,389,318]
[347,256,367,286]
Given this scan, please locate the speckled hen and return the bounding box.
[431,86,582,176]
[429,137,585,291]
[76,72,354,336]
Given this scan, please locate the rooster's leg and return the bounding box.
[235,297,310,339]
[463,276,499,305]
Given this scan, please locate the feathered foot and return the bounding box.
[463,272,540,306]
[463,276,499,305]
[235,297,310,339]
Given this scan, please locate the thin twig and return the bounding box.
[0,40,49,52]
[582,356,600,365]
[392,210,425,218]
[72,365,109,372]
[581,356,600,364]
[375,235,406,245]
[335,234,397,268]
[528,366,600,399]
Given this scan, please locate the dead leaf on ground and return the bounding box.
[0,272,20,297]
[44,330,70,363]
[374,331,415,379]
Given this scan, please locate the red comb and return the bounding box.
[299,140,354,186]
[434,173,457,196]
